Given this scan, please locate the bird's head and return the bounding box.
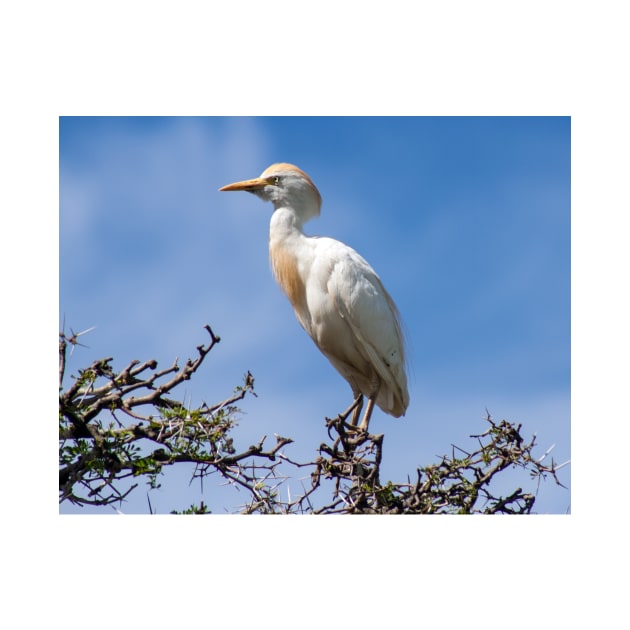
[219,163,322,224]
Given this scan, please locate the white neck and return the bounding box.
[269,207,306,244]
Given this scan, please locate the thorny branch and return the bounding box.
[59,325,266,507]
[222,409,568,515]
[60,325,569,513]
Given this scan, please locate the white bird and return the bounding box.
[219,163,409,432]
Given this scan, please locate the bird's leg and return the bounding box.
[349,393,363,426]
[358,396,376,433]
[358,378,381,433]
[337,393,362,425]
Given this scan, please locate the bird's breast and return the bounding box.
[269,242,309,322]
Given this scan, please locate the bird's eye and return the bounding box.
[274,176,280,185]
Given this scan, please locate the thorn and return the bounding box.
[538,444,556,462]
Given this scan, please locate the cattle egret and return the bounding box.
[219,163,409,432]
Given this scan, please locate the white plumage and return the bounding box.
[220,163,409,431]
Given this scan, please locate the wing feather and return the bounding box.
[321,241,409,416]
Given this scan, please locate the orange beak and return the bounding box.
[219,176,272,192]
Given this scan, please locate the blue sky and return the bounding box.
[59,116,570,513]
